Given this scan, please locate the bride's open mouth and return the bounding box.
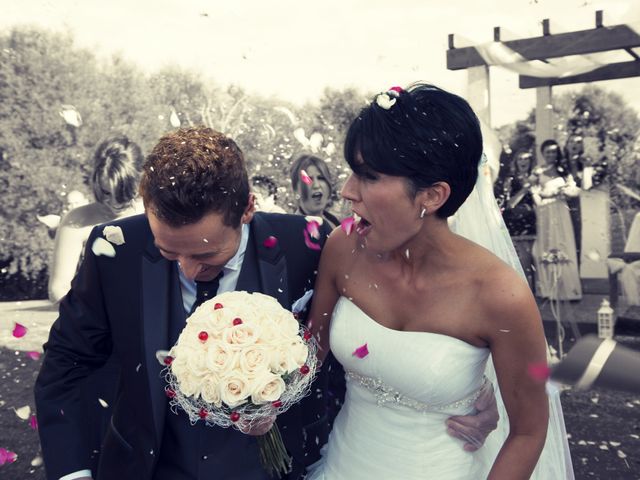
[353,212,372,236]
[311,191,324,202]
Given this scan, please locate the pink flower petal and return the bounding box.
[306,220,320,240]
[29,414,38,430]
[0,448,17,466]
[341,217,355,236]
[263,236,278,248]
[303,229,321,251]
[12,323,27,338]
[527,362,550,383]
[300,169,313,185]
[26,351,41,361]
[352,343,369,359]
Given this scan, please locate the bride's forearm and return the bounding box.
[487,432,546,480]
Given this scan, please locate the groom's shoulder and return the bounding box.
[251,212,309,241]
[87,213,151,248]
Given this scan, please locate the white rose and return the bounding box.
[251,372,286,405]
[270,345,301,375]
[182,349,209,377]
[256,318,281,344]
[275,313,301,340]
[205,343,238,374]
[289,338,309,366]
[200,373,222,406]
[220,375,251,408]
[222,324,260,347]
[170,354,189,379]
[178,372,204,399]
[238,345,272,376]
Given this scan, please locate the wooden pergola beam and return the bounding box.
[447,24,640,70]
[519,60,640,88]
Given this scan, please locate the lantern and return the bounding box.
[597,299,615,339]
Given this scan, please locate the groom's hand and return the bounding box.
[446,382,499,452]
[238,414,277,436]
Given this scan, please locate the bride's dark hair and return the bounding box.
[344,82,483,218]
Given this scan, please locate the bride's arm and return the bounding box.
[483,270,549,480]
[307,228,343,362]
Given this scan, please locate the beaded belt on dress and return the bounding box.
[346,370,489,413]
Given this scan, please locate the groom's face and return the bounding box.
[148,205,254,282]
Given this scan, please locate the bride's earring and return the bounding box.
[420,207,427,218]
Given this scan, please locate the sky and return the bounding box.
[1,0,639,128]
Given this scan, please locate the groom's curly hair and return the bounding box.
[140,126,249,228]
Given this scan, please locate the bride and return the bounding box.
[306,84,573,479]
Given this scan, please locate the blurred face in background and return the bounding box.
[298,164,331,216]
[98,175,131,214]
[542,144,560,167]
[566,135,583,157]
[515,152,533,175]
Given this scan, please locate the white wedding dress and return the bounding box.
[307,155,574,479]
[307,297,493,479]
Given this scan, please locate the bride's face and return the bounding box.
[341,158,423,252]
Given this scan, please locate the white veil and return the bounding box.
[448,155,575,479]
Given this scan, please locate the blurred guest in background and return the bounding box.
[251,174,286,213]
[48,135,144,303]
[499,148,537,237]
[289,154,340,228]
[531,139,582,300]
[563,133,609,275]
[46,135,144,472]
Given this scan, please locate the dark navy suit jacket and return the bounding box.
[35,212,333,480]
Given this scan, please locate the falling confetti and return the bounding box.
[352,344,369,359]
[98,398,109,408]
[91,237,116,257]
[12,323,27,338]
[0,448,17,466]
[29,415,38,430]
[263,236,278,248]
[306,220,321,240]
[25,351,41,361]
[341,217,355,236]
[303,229,321,251]
[103,225,125,245]
[300,169,313,185]
[527,362,550,382]
[14,405,31,420]
[30,455,43,467]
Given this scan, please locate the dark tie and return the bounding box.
[190,271,224,315]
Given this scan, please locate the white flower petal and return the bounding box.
[103,225,125,245]
[91,237,116,257]
[14,405,31,420]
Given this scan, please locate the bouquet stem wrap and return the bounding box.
[258,423,292,478]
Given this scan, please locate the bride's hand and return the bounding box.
[445,382,499,452]
[238,414,277,436]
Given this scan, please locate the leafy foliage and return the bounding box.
[0,26,366,299]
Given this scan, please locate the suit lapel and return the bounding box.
[237,215,290,308]
[141,238,173,443]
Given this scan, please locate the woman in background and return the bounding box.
[47,135,143,472]
[48,136,144,302]
[531,139,582,300]
[290,154,340,228]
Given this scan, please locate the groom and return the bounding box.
[35,126,498,480]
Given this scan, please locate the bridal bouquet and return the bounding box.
[162,291,318,478]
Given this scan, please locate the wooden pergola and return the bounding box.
[447,10,640,163]
[447,10,640,289]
